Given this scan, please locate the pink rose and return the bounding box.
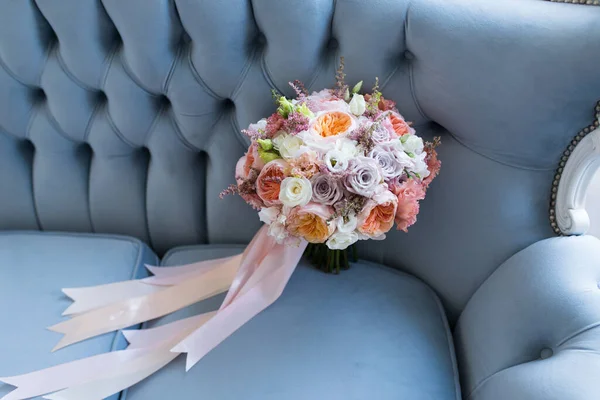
[357,190,398,238]
[392,179,426,232]
[235,156,249,184]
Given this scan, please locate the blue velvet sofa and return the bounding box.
[1,0,600,399]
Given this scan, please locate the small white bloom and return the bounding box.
[336,213,358,233]
[279,177,312,207]
[348,94,366,116]
[272,133,305,159]
[411,152,431,178]
[326,231,359,250]
[268,220,288,243]
[335,138,359,158]
[249,118,267,132]
[258,207,280,225]
[324,149,350,173]
[403,135,424,154]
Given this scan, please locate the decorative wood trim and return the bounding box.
[551,101,600,235]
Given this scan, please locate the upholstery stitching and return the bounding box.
[260,53,284,95]
[99,42,120,92]
[55,48,97,92]
[162,38,182,95]
[404,3,428,120]
[105,110,138,148]
[165,107,203,152]
[33,0,60,87]
[230,45,260,101]
[556,321,600,347]
[447,130,556,172]
[119,52,162,97]
[464,318,600,399]
[185,44,225,101]
[0,55,36,89]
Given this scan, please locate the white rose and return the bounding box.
[258,207,280,225]
[411,152,430,179]
[272,133,305,159]
[348,94,366,116]
[279,177,312,207]
[336,214,358,233]
[403,135,424,154]
[326,231,359,250]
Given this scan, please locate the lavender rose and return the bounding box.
[311,174,344,205]
[369,145,405,180]
[344,156,383,197]
[370,124,394,144]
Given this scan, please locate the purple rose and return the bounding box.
[311,174,344,205]
[344,156,383,197]
[369,145,406,180]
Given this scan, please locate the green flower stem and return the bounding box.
[303,244,357,274]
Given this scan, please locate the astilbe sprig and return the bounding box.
[334,57,348,99]
[289,80,308,99]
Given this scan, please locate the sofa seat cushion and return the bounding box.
[122,244,461,400]
[0,231,158,399]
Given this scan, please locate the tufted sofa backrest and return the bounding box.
[1,0,599,318]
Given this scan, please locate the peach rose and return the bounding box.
[256,159,289,206]
[392,179,426,232]
[357,190,398,238]
[286,202,335,243]
[244,142,264,175]
[388,111,411,137]
[313,111,353,138]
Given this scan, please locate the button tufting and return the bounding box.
[20,139,35,154]
[404,50,415,61]
[223,98,235,110]
[96,91,108,104]
[328,38,339,50]
[255,33,267,46]
[540,348,553,360]
[158,94,170,107]
[33,88,46,103]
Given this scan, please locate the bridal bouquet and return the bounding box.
[224,60,440,271]
[0,60,441,400]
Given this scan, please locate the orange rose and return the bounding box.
[287,203,335,243]
[256,159,288,206]
[388,112,410,137]
[313,111,353,138]
[357,190,397,238]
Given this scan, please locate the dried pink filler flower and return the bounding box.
[266,113,285,137]
[283,111,309,134]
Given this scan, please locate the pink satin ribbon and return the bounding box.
[0,226,307,400]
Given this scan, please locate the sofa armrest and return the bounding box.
[455,235,600,400]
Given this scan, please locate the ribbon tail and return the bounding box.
[2,312,214,400]
[61,282,162,316]
[172,241,307,371]
[48,259,238,351]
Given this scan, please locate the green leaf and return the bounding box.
[352,80,363,94]
[405,151,415,158]
[257,138,273,151]
[258,147,281,163]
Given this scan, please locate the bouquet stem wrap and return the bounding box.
[0,226,307,400]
